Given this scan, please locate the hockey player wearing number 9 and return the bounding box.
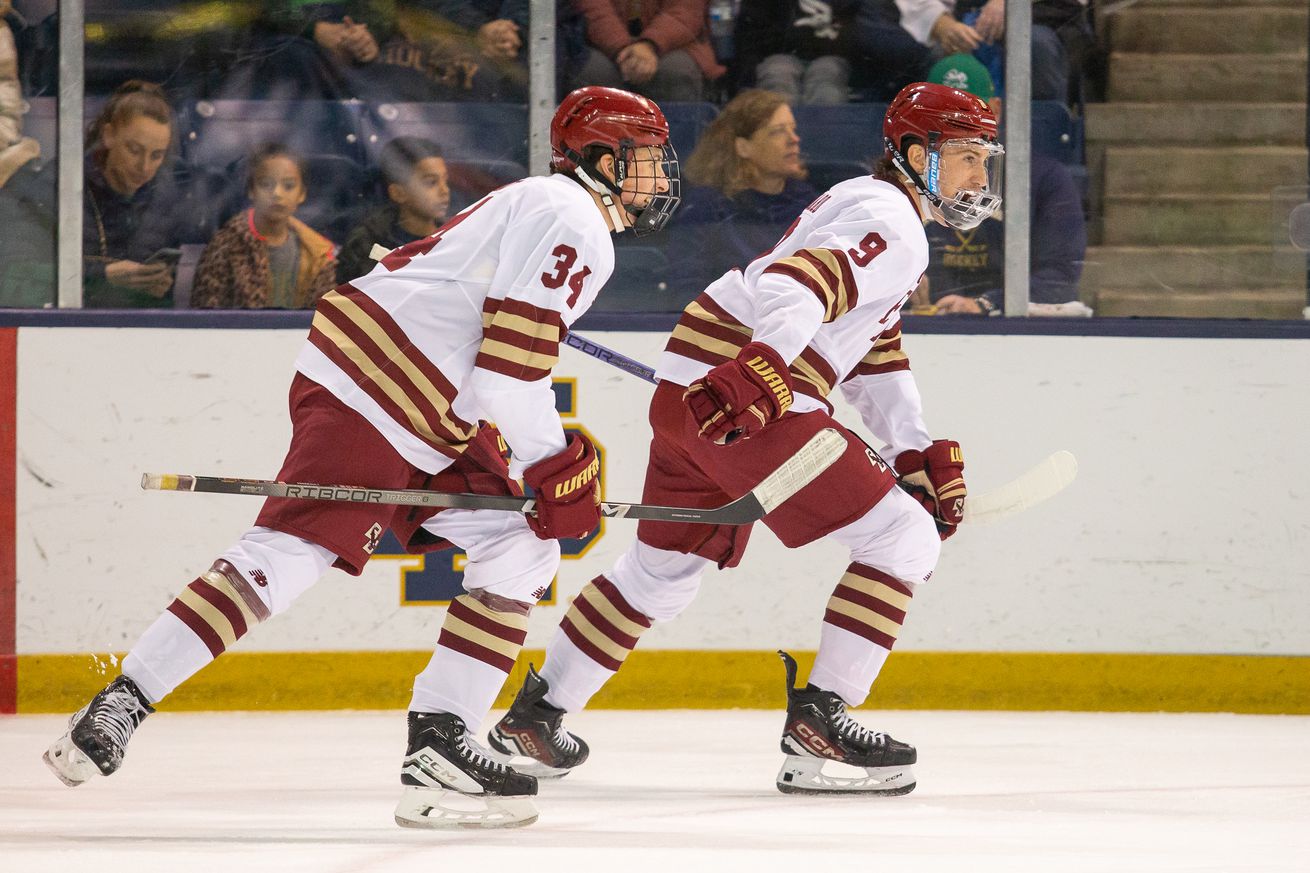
[490,83,1001,797]
[42,87,680,829]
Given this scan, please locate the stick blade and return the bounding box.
[752,427,848,516]
[963,450,1078,525]
[142,473,176,491]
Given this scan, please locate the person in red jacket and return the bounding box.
[571,0,725,101]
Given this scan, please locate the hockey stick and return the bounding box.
[140,427,847,525]
[960,450,1078,525]
[562,332,657,384]
[558,333,1077,525]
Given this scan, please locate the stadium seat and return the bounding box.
[659,102,719,162]
[793,104,887,165]
[360,103,529,167]
[1031,100,1077,164]
[181,100,367,170]
[445,159,528,212]
[805,159,871,192]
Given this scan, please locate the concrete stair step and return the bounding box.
[1081,245,1302,289]
[1101,195,1286,245]
[1110,6,1308,55]
[1103,146,1309,196]
[1109,53,1307,103]
[1089,288,1305,319]
[1086,103,1306,146]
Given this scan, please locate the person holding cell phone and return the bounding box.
[191,143,337,309]
[82,80,186,308]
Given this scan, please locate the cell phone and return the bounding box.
[144,247,182,265]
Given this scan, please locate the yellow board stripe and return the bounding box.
[16,652,1310,714]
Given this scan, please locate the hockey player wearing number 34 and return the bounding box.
[43,86,680,830]
[490,82,1002,797]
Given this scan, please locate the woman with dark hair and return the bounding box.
[83,79,183,307]
[191,143,337,309]
[666,90,817,298]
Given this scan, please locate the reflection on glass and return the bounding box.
[0,0,53,308]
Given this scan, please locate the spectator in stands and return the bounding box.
[572,0,724,102]
[893,0,1086,102]
[337,136,449,283]
[192,143,337,309]
[917,54,1085,314]
[732,0,857,105]
[665,90,817,297]
[83,80,184,308]
[409,0,588,100]
[0,0,39,187]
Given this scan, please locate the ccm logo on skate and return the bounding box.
[746,356,793,413]
[793,721,837,756]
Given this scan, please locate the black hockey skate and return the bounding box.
[395,711,539,829]
[775,651,917,796]
[487,665,589,779]
[43,675,155,787]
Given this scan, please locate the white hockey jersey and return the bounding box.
[657,175,934,459]
[295,174,615,475]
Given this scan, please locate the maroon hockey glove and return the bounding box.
[684,342,795,445]
[523,433,602,541]
[895,439,967,540]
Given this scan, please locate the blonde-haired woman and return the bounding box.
[667,90,817,296]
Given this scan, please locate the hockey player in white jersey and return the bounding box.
[489,82,1002,796]
[43,86,680,829]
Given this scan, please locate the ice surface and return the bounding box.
[3,709,1308,873]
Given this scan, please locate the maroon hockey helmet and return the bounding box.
[550,86,681,235]
[883,82,1003,230]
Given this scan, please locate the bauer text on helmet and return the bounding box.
[883,82,1003,231]
[550,86,682,236]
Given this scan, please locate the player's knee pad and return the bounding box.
[457,516,562,604]
[835,487,941,588]
[218,526,335,616]
[608,540,710,622]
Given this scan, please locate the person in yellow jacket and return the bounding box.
[192,143,336,309]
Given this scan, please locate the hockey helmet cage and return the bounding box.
[883,82,1003,230]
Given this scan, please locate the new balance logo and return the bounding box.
[248,569,268,587]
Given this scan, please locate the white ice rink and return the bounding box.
[3,709,1308,873]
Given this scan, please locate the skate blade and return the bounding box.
[483,745,574,780]
[775,755,917,796]
[43,735,99,787]
[393,786,538,829]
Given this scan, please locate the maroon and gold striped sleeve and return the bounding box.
[475,296,565,382]
[761,247,860,323]
[848,323,911,378]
